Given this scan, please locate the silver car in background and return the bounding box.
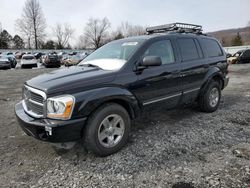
[20,55,38,68]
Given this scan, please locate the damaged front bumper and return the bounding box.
[15,102,86,143]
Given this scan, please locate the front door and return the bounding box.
[132,39,181,107]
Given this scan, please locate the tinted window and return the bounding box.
[143,40,175,64]
[243,50,250,59]
[177,38,199,61]
[201,39,223,57]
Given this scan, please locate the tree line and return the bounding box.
[0,0,145,50]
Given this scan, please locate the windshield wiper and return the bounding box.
[79,63,102,69]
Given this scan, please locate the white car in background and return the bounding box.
[20,55,37,68]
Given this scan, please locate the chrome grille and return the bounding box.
[30,92,44,103]
[22,85,46,118]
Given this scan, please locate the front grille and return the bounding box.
[30,92,44,103]
[23,86,46,118]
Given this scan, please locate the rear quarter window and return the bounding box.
[201,39,223,57]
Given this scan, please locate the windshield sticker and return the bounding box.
[122,42,138,46]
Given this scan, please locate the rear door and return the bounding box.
[177,37,206,103]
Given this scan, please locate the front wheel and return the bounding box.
[84,103,131,156]
[198,81,221,112]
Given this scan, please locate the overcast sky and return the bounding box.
[0,0,250,45]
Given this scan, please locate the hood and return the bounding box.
[26,66,116,94]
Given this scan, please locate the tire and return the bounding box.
[198,81,221,112]
[84,103,131,156]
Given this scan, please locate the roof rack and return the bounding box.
[146,22,203,35]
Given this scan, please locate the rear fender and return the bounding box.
[200,67,224,93]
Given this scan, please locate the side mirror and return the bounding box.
[141,56,162,67]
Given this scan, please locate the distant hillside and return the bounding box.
[207,26,250,47]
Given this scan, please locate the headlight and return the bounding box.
[47,95,75,120]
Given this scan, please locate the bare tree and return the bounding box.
[16,0,46,49]
[83,17,111,49]
[118,22,145,37]
[52,23,74,49]
[75,35,87,49]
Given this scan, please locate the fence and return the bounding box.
[224,45,250,54]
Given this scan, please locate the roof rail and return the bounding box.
[146,22,203,35]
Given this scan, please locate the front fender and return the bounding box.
[72,87,140,119]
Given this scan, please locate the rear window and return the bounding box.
[22,56,34,60]
[201,39,223,57]
[177,38,200,61]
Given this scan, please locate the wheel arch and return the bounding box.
[200,67,225,93]
[73,87,141,120]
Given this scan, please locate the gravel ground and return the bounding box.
[0,64,250,188]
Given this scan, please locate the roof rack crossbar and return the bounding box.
[146,22,203,35]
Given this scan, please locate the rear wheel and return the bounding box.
[84,103,131,156]
[198,81,221,112]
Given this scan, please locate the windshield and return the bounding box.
[79,40,142,70]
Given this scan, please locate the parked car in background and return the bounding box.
[43,53,61,68]
[0,54,17,68]
[58,51,68,59]
[34,52,44,59]
[15,52,25,59]
[7,56,17,68]
[227,49,250,64]
[62,54,84,66]
[20,55,38,68]
[0,56,12,69]
[227,50,243,64]
[236,49,250,64]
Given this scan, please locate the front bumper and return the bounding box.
[15,102,87,143]
[0,63,11,69]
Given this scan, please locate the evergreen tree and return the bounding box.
[114,32,124,40]
[41,40,56,49]
[0,29,12,49]
[12,35,25,49]
[231,32,243,46]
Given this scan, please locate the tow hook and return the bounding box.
[45,126,52,136]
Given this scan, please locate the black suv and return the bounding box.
[15,23,229,156]
[43,53,61,68]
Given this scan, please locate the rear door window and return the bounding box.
[201,39,223,57]
[177,38,200,61]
